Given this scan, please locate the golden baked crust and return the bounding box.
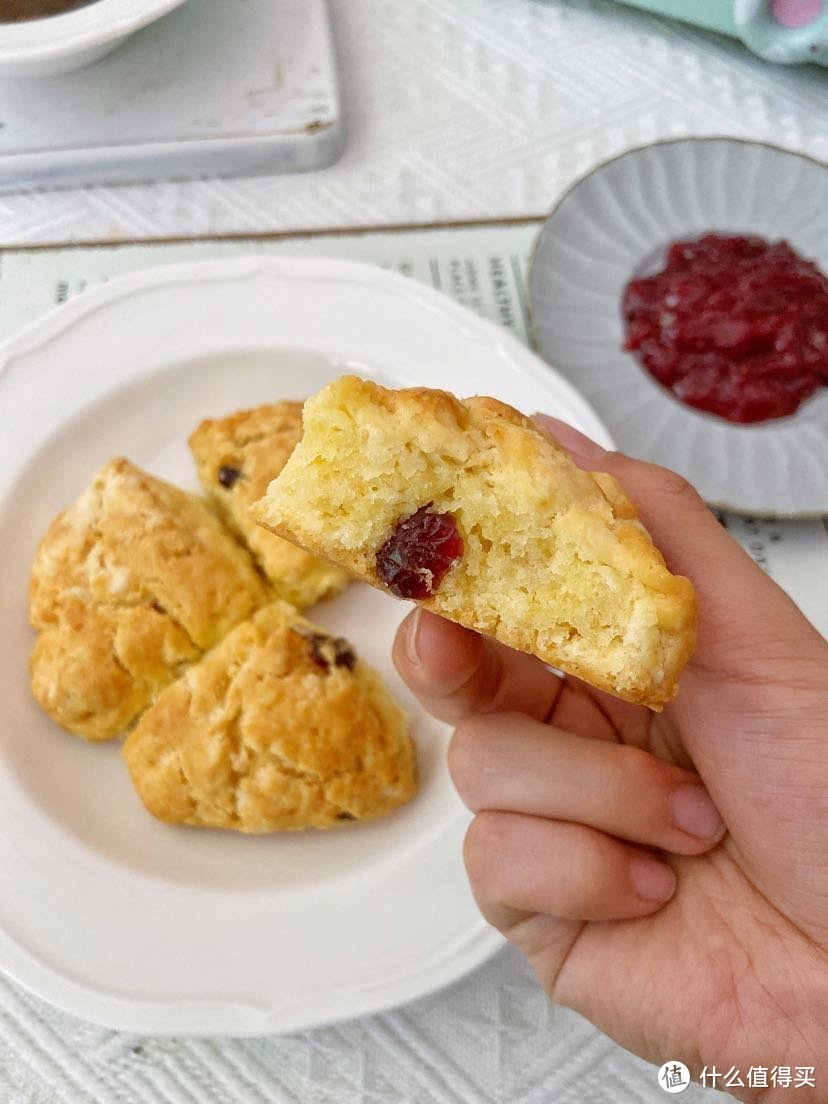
[123,601,416,832]
[29,458,269,741]
[254,375,697,709]
[188,402,349,609]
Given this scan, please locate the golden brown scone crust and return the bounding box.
[188,403,348,609]
[254,376,697,709]
[29,458,269,741]
[123,601,416,832]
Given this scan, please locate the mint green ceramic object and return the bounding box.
[615,0,828,63]
[615,0,737,35]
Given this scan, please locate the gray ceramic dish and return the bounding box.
[528,137,828,516]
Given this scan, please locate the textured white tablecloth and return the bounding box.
[1,948,733,1104]
[0,0,824,245]
[3,0,823,1099]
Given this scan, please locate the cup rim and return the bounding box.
[0,0,187,61]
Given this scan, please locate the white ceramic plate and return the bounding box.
[529,138,828,517]
[0,256,612,1036]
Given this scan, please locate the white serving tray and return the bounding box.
[0,0,342,192]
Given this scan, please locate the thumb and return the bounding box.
[533,415,824,689]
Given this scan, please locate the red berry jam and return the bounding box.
[375,504,463,599]
[622,234,828,424]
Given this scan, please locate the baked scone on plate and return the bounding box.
[253,376,697,709]
[29,458,269,741]
[188,402,349,609]
[123,601,416,832]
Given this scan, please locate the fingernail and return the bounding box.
[630,857,676,902]
[404,607,423,668]
[669,785,725,841]
[532,414,608,466]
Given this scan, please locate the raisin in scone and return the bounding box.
[29,458,269,741]
[188,402,348,609]
[123,601,416,832]
[253,376,697,708]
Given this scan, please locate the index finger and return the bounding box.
[533,415,824,684]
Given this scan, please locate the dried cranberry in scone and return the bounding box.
[217,464,243,489]
[375,504,464,599]
[292,626,357,672]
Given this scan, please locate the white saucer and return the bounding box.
[0,256,611,1036]
[529,138,828,517]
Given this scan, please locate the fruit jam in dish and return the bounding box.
[622,234,828,424]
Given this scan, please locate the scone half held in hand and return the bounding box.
[252,376,697,709]
[123,601,417,832]
[188,402,349,610]
[29,458,269,741]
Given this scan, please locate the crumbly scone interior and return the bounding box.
[188,402,349,610]
[255,376,696,707]
[123,601,416,832]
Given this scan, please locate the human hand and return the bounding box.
[392,419,828,1101]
